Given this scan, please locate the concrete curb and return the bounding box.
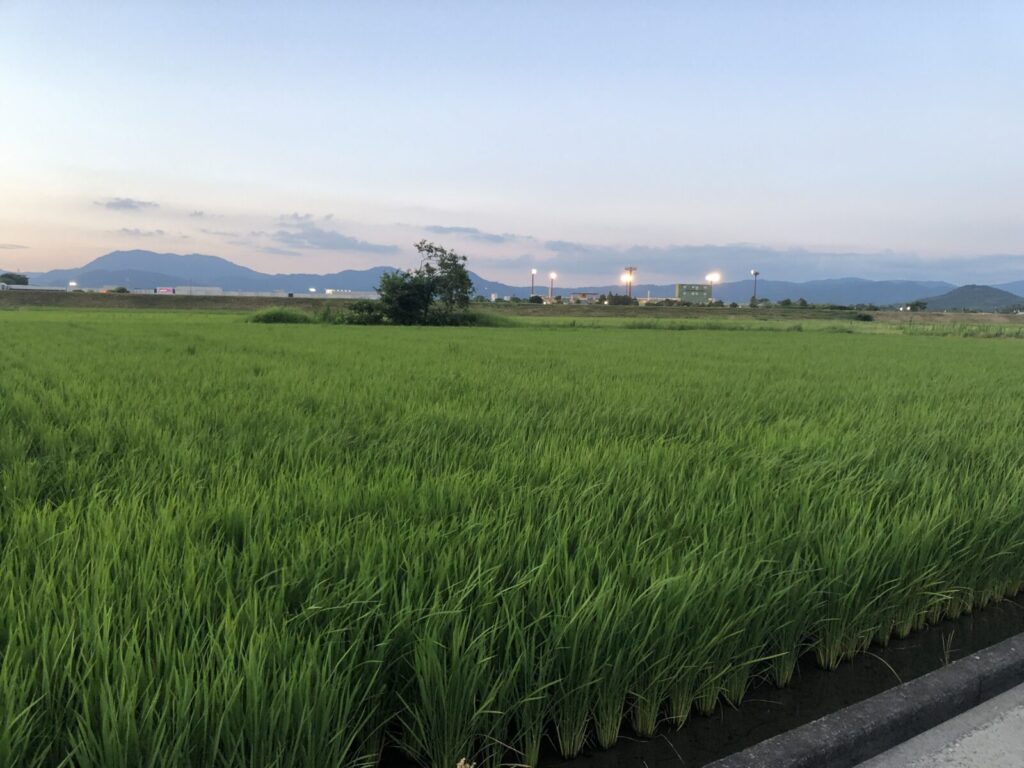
[706,632,1024,768]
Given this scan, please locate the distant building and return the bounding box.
[570,292,601,304]
[314,289,377,300]
[174,286,223,296]
[675,283,711,303]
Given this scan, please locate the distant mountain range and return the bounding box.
[21,251,397,295]
[8,250,1024,309]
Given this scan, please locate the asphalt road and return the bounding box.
[857,682,1024,767]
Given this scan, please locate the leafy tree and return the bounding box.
[377,269,435,324]
[797,298,808,307]
[909,300,927,312]
[414,240,473,313]
[109,286,130,293]
[375,240,474,325]
[527,295,543,304]
[0,272,28,286]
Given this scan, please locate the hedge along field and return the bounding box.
[2,309,1024,767]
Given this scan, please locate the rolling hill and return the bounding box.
[921,285,1024,312]
[29,251,399,293]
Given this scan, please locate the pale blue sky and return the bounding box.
[1,1,1023,283]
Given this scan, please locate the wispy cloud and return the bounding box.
[259,246,303,257]
[200,228,239,237]
[424,225,526,244]
[120,228,165,237]
[272,214,398,254]
[0,243,28,249]
[97,197,159,211]
[189,210,205,217]
[278,213,316,224]
[473,253,540,269]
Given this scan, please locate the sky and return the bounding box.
[1,1,1023,285]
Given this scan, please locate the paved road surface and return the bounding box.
[857,682,1024,767]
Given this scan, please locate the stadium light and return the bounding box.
[621,266,637,298]
[530,268,537,296]
[704,272,721,303]
[548,272,557,300]
[750,269,760,302]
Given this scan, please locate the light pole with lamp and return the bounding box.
[750,270,760,303]
[704,272,721,304]
[530,268,537,296]
[548,272,557,302]
[621,266,637,298]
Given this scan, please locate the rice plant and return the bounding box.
[1,308,1024,766]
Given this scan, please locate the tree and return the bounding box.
[527,294,543,304]
[0,272,28,286]
[377,269,435,325]
[375,240,474,325]
[909,300,927,312]
[414,240,473,314]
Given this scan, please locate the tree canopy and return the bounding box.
[375,241,473,325]
[0,272,28,286]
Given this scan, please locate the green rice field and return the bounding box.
[2,308,1024,767]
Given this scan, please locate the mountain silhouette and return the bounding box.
[22,249,1018,306]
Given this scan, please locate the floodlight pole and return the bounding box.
[751,270,760,302]
[530,268,537,296]
[623,265,637,298]
[704,272,721,303]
